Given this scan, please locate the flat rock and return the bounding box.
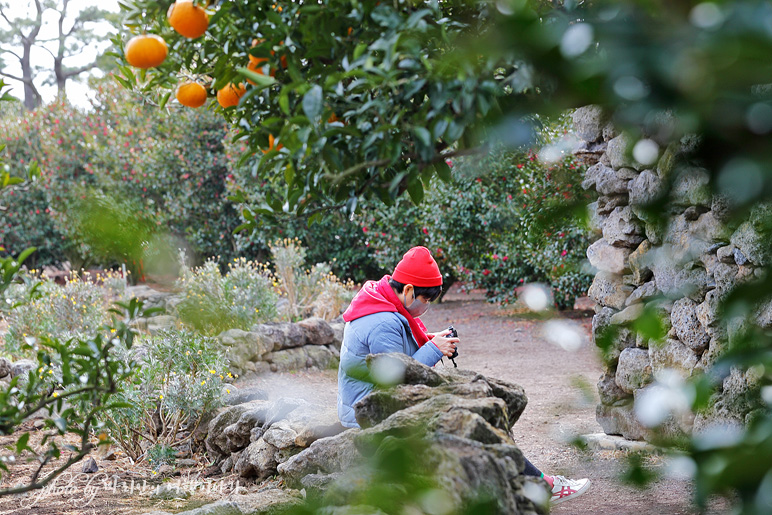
[587,238,631,274]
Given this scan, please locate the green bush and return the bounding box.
[174,257,279,336]
[4,273,119,358]
[102,329,228,461]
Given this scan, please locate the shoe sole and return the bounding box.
[550,479,591,506]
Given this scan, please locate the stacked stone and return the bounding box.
[572,106,771,441]
[218,317,344,377]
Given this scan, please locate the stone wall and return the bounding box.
[572,106,771,441]
[218,317,344,377]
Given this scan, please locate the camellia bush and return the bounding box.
[360,124,593,309]
[0,81,247,269]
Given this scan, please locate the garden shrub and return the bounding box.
[174,257,279,336]
[4,272,121,358]
[102,329,228,462]
[269,238,354,321]
[0,81,247,269]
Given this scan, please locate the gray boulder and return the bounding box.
[297,318,336,346]
[220,401,273,454]
[670,298,710,352]
[607,133,635,169]
[603,207,645,248]
[233,438,279,479]
[587,238,631,274]
[572,105,607,142]
[615,348,653,393]
[365,353,447,387]
[596,401,648,440]
[649,339,699,378]
[278,429,361,487]
[206,402,266,458]
[0,357,11,379]
[731,221,770,267]
[598,371,632,406]
[250,322,305,351]
[223,386,268,406]
[10,359,35,379]
[629,169,664,208]
[670,166,712,207]
[625,281,659,306]
[218,329,270,372]
[588,272,634,310]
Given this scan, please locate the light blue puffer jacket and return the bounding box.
[337,311,444,428]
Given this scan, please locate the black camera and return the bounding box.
[446,325,459,367]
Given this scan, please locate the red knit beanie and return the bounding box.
[392,246,443,287]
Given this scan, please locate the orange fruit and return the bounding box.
[176,82,207,108]
[125,34,168,69]
[168,1,209,39]
[262,134,283,153]
[217,83,246,108]
[249,38,286,76]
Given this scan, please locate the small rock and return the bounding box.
[157,464,175,476]
[176,459,197,467]
[0,357,11,379]
[151,484,190,500]
[10,359,36,379]
[82,457,98,474]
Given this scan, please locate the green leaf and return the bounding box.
[237,67,276,88]
[435,160,452,182]
[407,176,424,204]
[16,432,30,454]
[302,85,323,119]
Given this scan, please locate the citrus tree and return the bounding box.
[115,1,772,511]
[116,0,509,220]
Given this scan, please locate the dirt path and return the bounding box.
[248,289,732,515]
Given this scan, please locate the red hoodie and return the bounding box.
[342,275,430,347]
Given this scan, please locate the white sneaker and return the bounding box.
[549,475,591,505]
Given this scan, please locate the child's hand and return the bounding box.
[432,330,459,357]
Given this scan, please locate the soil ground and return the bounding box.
[0,289,734,514]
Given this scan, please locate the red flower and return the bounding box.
[422,227,428,234]
[502,256,508,261]
[561,249,568,257]
[492,254,499,260]
[517,164,523,169]
[482,269,491,276]
[362,227,368,233]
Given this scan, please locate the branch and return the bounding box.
[0,70,30,83]
[323,146,487,185]
[62,61,97,80]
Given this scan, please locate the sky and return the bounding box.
[0,0,120,109]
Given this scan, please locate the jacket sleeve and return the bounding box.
[369,318,444,367]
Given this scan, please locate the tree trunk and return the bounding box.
[20,41,41,110]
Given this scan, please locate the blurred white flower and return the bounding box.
[664,455,697,480]
[522,480,550,505]
[521,283,550,312]
[371,356,405,386]
[541,319,586,352]
[561,23,594,58]
[634,369,694,428]
[633,139,659,165]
